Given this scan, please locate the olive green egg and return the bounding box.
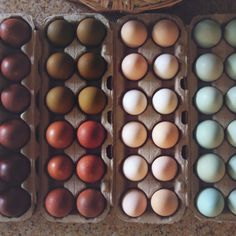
[226,120,236,147]
[225,53,236,80]
[226,86,236,113]
[224,19,236,48]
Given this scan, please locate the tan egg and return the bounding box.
[121,121,147,148]
[152,121,179,149]
[121,20,148,48]
[152,19,179,47]
[152,156,178,181]
[151,189,179,216]
[121,53,148,81]
[122,189,147,217]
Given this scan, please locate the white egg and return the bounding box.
[153,54,179,80]
[122,90,147,115]
[152,88,178,114]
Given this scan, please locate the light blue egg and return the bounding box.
[224,19,236,48]
[196,188,225,217]
[225,53,236,80]
[227,120,236,147]
[226,86,236,113]
[227,189,236,215]
[227,155,236,180]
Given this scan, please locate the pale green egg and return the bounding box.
[227,189,236,215]
[193,19,222,48]
[225,53,236,80]
[226,86,236,113]
[227,155,236,180]
[195,53,223,82]
[195,86,223,114]
[196,188,225,217]
[195,120,224,149]
[226,120,236,147]
[224,19,236,48]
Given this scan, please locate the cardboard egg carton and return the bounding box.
[0,14,40,222]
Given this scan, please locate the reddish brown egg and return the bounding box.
[0,119,30,150]
[46,121,74,149]
[45,188,74,218]
[76,155,105,183]
[76,188,106,218]
[47,155,74,181]
[77,120,106,149]
[1,52,31,82]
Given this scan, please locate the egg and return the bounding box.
[226,120,236,147]
[77,52,107,81]
[151,189,179,216]
[78,86,107,115]
[196,153,225,183]
[151,156,178,181]
[121,121,147,148]
[195,86,223,115]
[122,90,147,115]
[120,20,147,48]
[152,19,179,47]
[193,19,222,48]
[121,53,148,81]
[152,88,178,114]
[227,189,236,215]
[224,19,236,48]
[227,155,236,180]
[153,54,179,80]
[46,86,75,114]
[77,120,106,149]
[121,189,147,217]
[225,53,236,80]
[122,155,148,181]
[46,121,74,149]
[45,188,74,218]
[196,188,224,217]
[195,53,223,82]
[76,188,106,218]
[152,121,179,149]
[226,86,236,113]
[195,120,224,149]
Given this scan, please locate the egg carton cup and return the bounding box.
[189,14,236,222]
[0,14,40,222]
[113,14,189,224]
[39,13,113,223]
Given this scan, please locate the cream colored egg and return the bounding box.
[153,54,179,80]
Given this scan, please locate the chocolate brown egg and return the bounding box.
[1,84,30,113]
[45,188,74,218]
[76,188,106,218]
[46,86,75,114]
[77,120,106,149]
[78,86,106,115]
[1,52,31,82]
[46,52,75,80]
[76,155,105,183]
[0,119,30,150]
[77,52,107,81]
[47,155,74,181]
[0,17,31,48]
[46,121,74,149]
[46,19,74,47]
[0,180,8,193]
[76,18,106,46]
[0,187,31,217]
[0,153,30,185]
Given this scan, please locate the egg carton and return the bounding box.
[39,13,113,223]
[189,14,236,222]
[113,14,189,224]
[0,14,40,222]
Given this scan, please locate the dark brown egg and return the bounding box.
[1,52,31,82]
[0,180,8,193]
[0,153,30,185]
[1,84,30,113]
[77,52,107,81]
[45,188,74,218]
[76,155,105,183]
[47,155,74,181]
[0,17,31,48]
[46,19,74,47]
[76,18,106,47]
[0,119,30,150]
[77,120,106,149]
[0,187,31,217]
[76,188,106,218]
[46,121,74,149]
[46,52,75,80]
[0,41,14,61]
